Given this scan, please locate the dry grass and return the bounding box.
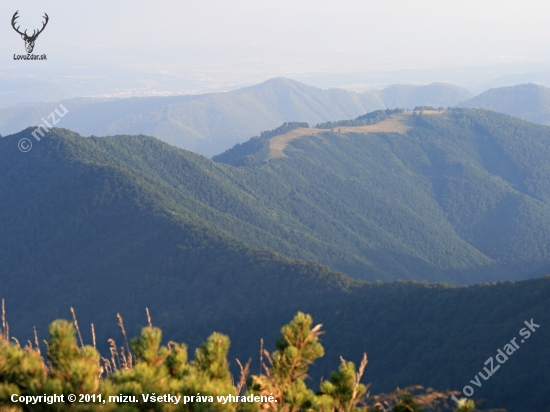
[91,323,96,349]
[70,307,84,349]
[2,299,8,345]
[412,109,446,115]
[351,353,368,406]
[266,128,324,161]
[265,112,438,161]
[235,358,251,395]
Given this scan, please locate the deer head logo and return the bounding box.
[11,11,49,54]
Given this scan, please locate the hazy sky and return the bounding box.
[2,0,550,100]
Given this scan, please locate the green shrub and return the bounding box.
[0,312,470,411]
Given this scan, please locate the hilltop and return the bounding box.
[0,79,472,156]
[459,83,550,124]
[216,108,550,283]
[373,82,472,109]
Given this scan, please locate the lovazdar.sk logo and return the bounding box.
[11,10,49,60]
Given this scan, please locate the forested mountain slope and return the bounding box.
[5,108,550,288]
[0,123,549,411]
[74,117,500,284]
[215,109,550,282]
[0,126,358,350]
[311,276,550,412]
[6,109,550,287]
[0,79,471,156]
[459,83,550,124]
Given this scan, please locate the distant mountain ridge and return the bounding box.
[373,82,472,109]
[0,78,472,156]
[459,83,550,124]
[12,79,550,157]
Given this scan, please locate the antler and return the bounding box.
[28,13,49,39]
[11,11,26,37]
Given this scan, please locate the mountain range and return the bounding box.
[0,109,550,411]
[5,108,550,286]
[7,77,550,160]
[1,107,550,410]
[0,79,472,156]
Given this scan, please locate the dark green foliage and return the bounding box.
[249,313,324,411]
[0,312,463,412]
[0,320,102,408]
[318,357,368,412]
[355,108,405,120]
[46,320,102,395]
[108,325,237,412]
[211,137,270,166]
[131,326,167,366]
[258,122,310,139]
